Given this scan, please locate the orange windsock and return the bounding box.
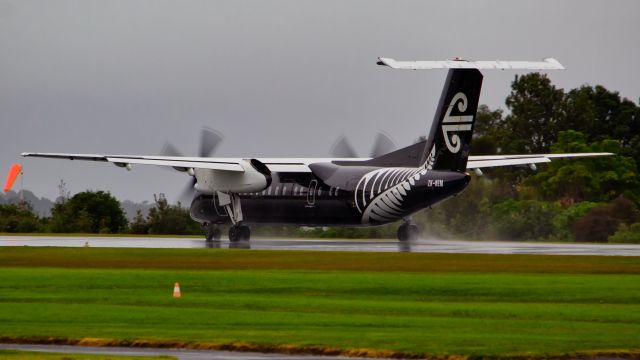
[4,163,22,193]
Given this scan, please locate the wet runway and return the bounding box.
[0,344,351,360]
[1,235,640,256]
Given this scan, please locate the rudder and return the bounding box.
[421,68,483,172]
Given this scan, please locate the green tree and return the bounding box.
[129,209,150,234]
[503,73,565,154]
[609,222,640,244]
[526,130,640,203]
[416,176,504,239]
[471,105,505,155]
[573,196,639,243]
[146,194,200,235]
[560,85,640,165]
[49,190,128,233]
[490,199,560,240]
[559,86,597,138]
[551,201,602,240]
[0,203,42,233]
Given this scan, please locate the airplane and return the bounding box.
[21,57,612,242]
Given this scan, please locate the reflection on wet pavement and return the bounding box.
[1,236,640,256]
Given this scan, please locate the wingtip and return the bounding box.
[377,57,395,67]
[544,57,565,70]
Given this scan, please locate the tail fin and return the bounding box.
[344,68,483,170]
[421,68,483,172]
[335,57,562,170]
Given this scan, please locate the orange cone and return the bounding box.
[173,282,181,298]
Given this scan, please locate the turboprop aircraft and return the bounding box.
[21,57,612,242]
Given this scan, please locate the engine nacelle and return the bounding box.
[194,159,271,193]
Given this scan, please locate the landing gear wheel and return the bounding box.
[204,223,221,242]
[229,224,251,242]
[397,223,420,242]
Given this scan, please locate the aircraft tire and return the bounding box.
[397,223,420,242]
[229,226,240,242]
[205,224,221,242]
[229,224,251,242]
[239,225,251,241]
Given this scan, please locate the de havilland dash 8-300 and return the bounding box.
[20,57,612,242]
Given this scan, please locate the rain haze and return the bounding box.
[1,0,639,203]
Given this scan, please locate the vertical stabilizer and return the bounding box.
[334,57,563,170]
[421,68,483,172]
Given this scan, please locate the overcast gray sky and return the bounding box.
[1,0,639,203]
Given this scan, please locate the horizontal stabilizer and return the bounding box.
[377,57,564,70]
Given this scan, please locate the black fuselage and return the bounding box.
[191,165,470,226]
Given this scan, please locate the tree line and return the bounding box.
[2,73,640,242]
[418,73,640,243]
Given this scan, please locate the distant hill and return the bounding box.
[0,190,55,217]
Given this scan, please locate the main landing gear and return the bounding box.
[397,221,420,242]
[229,223,251,242]
[218,191,251,242]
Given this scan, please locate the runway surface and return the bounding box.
[1,235,640,256]
[0,344,351,360]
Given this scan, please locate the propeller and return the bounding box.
[160,127,224,204]
[330,131,397,158]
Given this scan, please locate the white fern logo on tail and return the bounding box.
[355,167,424,224]
[442,92,473,153]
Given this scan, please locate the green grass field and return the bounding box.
[0,248,639,358]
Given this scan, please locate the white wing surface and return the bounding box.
[21,151,613,173]
[377,57,565,70]
[466,152,613,169]
[20,152,356,173]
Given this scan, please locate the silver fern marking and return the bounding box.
[356,167,428,224]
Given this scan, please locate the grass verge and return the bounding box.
[0,248,639,359]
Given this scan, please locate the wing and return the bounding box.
[466,152,614,169]
[20,152,358,173]
[21,152,246,171]
[22,151,614,173]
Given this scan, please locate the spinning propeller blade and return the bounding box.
[330,135,358,158]
[160,127,224,203]
[199,127,224,158]
[370,131,397,158]
[330,132,397,158]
